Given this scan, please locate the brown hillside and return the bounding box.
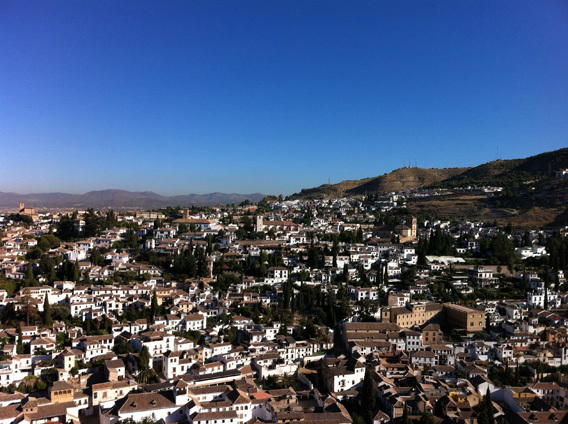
[348,167,468,195]
[292,148,568,200]
[292,167,468,199]
[407,193,565,229]
[437,147,568,187]
[293,177,375,199]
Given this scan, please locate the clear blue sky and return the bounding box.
[1,1,567,196]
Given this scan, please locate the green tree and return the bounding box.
[16,325,24,354]
[41,234,61,249]
[138,345,150,370]
[104,210,117,229]
[26,247,43,260]
[73,260,80,283]
[43,294,53,327]
[402,403,412,424]
[357,227,364,243]
[135,346,157,383]
[136,367,158,385]
[24,263,38,287]
[56,215,75,240]
[488,232,516,265]
[420,412,436,424]
[478,388,494,424]
[113,340,133,354]
[91,248,104,266]
[150,291,158,323]
[83,209,101,238]
[37,237,51,252]
[352,414,365,424]
[83,270,91,285]
[361,368,376,411]
[48,262,56,284]
[417,237,428,266]
[282,280,292,309]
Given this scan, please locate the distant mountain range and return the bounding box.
[291,147,568,199]
[2,148,567,213]
[0,189,266,211]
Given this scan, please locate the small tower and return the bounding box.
[207,258,214,279]
[411,216,417,238]
[182,208,189,219]
[255,215,264,232]
[19,202,24,213]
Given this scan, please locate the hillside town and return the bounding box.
[0,195,567,424]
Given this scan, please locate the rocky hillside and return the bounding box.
[292,167,467,199]
[292,147,568,199]
[433,148,568,188]
[350,167,468,195]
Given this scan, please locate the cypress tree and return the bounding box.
[485,387,494,424]
[357,227,364,243]
[150,290,158,323]
[48,263,56,284]
[478,387,493,424]
[402,403,412,424]
[326,298,336,327]
[361,368,376,411]
[25,262,36,286]
[43,294,53,327]
[297,290,304,313]
[73,260,80,283]
[16,324,24,354]
[282,280,291,309]
[138,345,150,370]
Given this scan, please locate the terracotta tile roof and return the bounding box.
[116,392,176,413]
[0,403,21,420]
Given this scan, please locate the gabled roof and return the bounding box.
[116,392,176,414]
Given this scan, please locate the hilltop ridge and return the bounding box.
[291,167,467,199]
[291,147,568,199]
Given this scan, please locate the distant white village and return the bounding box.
[0,190,567,424]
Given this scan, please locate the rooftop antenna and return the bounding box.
[403,158,406,168]
[328,177,330,185]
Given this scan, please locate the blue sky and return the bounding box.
[1,1,567,196]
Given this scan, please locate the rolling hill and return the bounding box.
[431,148,568,188]
[350,167,468,195]
[291,167,468,199]
[292,147,568,199]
